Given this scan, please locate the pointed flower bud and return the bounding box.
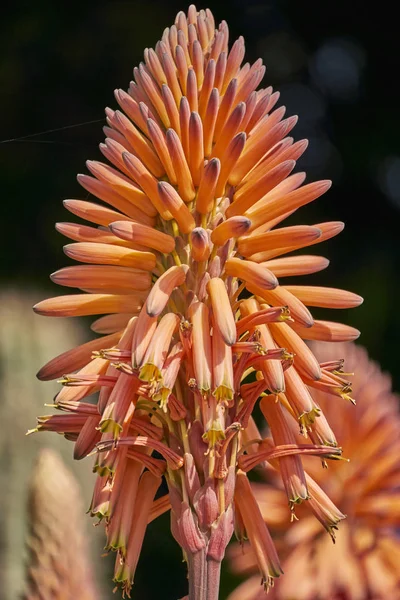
[190,227,211,261]
[146,264,189,317]
[211,216,251,246]
[207,277,237,346]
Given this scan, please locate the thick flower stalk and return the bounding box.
[32,6,362,598]
[229,342,400,600]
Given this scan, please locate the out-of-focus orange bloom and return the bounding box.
[31,6,362,598]
[229,342,400,600]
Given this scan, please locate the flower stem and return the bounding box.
[206,558,221,600]
[188,549,207,600]
[187,550,222,600]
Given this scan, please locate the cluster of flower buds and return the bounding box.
[32,5,362,598]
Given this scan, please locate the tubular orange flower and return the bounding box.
[32,6,362,599]
[229,343,400,600]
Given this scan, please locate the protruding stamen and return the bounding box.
[269,321,322,381]
[239,298,285,394]
[236,305,290,335]
[36,331,120,382]
[212,325,234,404]
[305,473,346,541]
[260,396,309,508]
[248,285,314,329]
[113,472,162,593]
[139,313,180,382]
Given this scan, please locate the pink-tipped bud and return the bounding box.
[157,181,196,233]
[146,265,189,317]
[166,129,196,202]
[207,277,237,346]
[212,324,234,404]
[225,257,279,290]
[211,216,251,246]
[190,227,211,261]
[110,220,175,253]
[196,158,221,214]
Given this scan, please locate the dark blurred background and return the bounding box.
[1,0,399,598]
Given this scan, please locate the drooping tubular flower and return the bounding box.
[32,6,363,599]
[229,342,400,600]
